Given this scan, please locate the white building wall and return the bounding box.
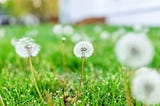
[59,0,107,23]
[59,0,160,26]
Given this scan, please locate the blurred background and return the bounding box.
[1,0,160,26]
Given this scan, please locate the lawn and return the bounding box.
[0,24,160,106]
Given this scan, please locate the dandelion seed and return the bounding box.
[74,41,94,58]
[115,33,154,68]
[14,37,40,58]
[132,67,160,105]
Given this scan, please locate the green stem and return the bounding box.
[29,57,45,103]
[77,57,85,97]
[45,91,53,106]
[62,40,66,72]
[0,95,5,106]
[121,68,132,106]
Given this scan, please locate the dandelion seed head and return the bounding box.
[115,33,154,68]
[132,67,160,105]
[74,41,94,58]
[15,37,40,58]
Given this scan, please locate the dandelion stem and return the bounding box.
[29,57,45,103]
[77,57,85,97]
[45,91,53,106]
[145,104,149,106]
[62,40,67,72]
[121,67,132,106]
[0,95,5,106]
[62,87,66,105]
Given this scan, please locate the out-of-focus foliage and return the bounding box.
[2,0,59,20]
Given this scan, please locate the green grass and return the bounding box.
[0,24,160,106]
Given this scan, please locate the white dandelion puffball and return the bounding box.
[63,25,74,35]
[132,67,160,105]
[100,31,110,39]
[52,24,63,35]
[74,41,94,58]
[15,37,40,58]
[115,33,154,68]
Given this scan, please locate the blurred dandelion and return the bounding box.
[74,41,94,97]
[52,24,63,35]
[94,25,102,33]
[25,29,39,37]
[132,67,160,105]
[71,33,82,43]
[14,37,45,103]
[63,25,74,36]
[133,25,150,33]
[52,24,74,36]
[100,31,110,39]
[0,28,5,38]
[19,14,40,26]
[115,33,154,68]
[112,28,126,41]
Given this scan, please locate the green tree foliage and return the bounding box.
[2,0,59,20]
